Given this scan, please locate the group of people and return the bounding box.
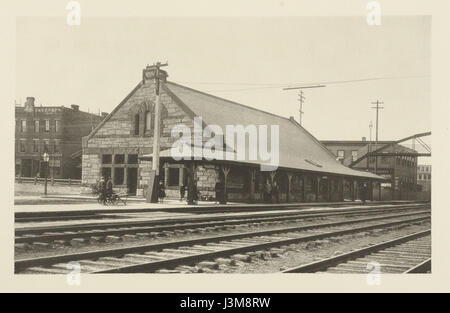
[97,176,113,204]
[178,180,200,204]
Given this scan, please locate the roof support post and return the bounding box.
[301,175,305,202]
[286,172,293,203]
[221,165,230,204]
[316,176,320,202]
[186,162,195,205]
[249,168,256,203]
[327,177,331,202]
[350,178,355,201]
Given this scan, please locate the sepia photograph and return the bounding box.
[2,0,449,297]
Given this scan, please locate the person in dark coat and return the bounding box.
[272,180,280,203]
[97,176,106,204]
[179,184,186,201]
[361,183,368,204]
[105,176,113,203]
[264,180,272,203]
[215,180,223,204]
[158,181,166,203]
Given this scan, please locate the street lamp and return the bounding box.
[42,152,49,196]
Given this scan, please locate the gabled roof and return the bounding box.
[158,81,383,180]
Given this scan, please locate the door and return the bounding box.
[127,168,138,195]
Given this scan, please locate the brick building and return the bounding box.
[321,139,418,200]
[15,97,106,179]
[417,164,431,192]
[81,65,383,201]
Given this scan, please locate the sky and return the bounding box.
[15,16,431,162]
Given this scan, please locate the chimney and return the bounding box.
[362,137,366,142]
[71,104,79,111]
[142,64,168,84]
[24,97,35,112]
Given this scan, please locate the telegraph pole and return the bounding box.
[371,100,384,174]
[298,90,305,125]
[147,61,168,203]
[283,85,326,126]
[368,120,373,170]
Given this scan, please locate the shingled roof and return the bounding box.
[155,81,383,180]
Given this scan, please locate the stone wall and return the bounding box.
[195,164,219,198]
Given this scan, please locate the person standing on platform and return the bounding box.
[158,180,166,203]
[264,180,272,203]
[361,182,368,204]
[272,180,280,204]
[105,176,113,202]
[215,180,223,204]
[179,184,186,201]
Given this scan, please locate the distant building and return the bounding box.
[417,164,431,192]
[321,139,418,200]
[15,97,106,179]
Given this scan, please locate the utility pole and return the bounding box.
[283,85,326,126]
[371,100,384,174]
[368,120,373,170]
[298,90,305,125]
[147,61,168,203]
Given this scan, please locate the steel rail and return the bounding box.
[281,229,431,273]
[15,200,430,222]
[15,203,428,236]
[15,207,430,244]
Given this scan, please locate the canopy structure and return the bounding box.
[141,82,385,181]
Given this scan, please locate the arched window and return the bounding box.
[134,114,140,135]
[145,111,152,132]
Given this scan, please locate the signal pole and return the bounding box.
[147,61,168,203]
[371,100,384,174]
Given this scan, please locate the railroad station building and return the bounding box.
[15,97,106,179]
[321,139,419,200]
[81,65,384,202]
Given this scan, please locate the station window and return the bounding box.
[55,120,61,132]
[44,120,50,132]
[145,111,152,132]
[128,154,138,164]
[168,168,180,186]
[34,120,39,133]
[337,150,344,159]
[114,154,125,164]
[114,168,124,185]
[351,150,358,162]
[102,154,112,164]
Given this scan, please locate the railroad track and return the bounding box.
[15,204,429,246]
[15,200,429,223]
[281,230,431,274]
[15,210,430,274]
